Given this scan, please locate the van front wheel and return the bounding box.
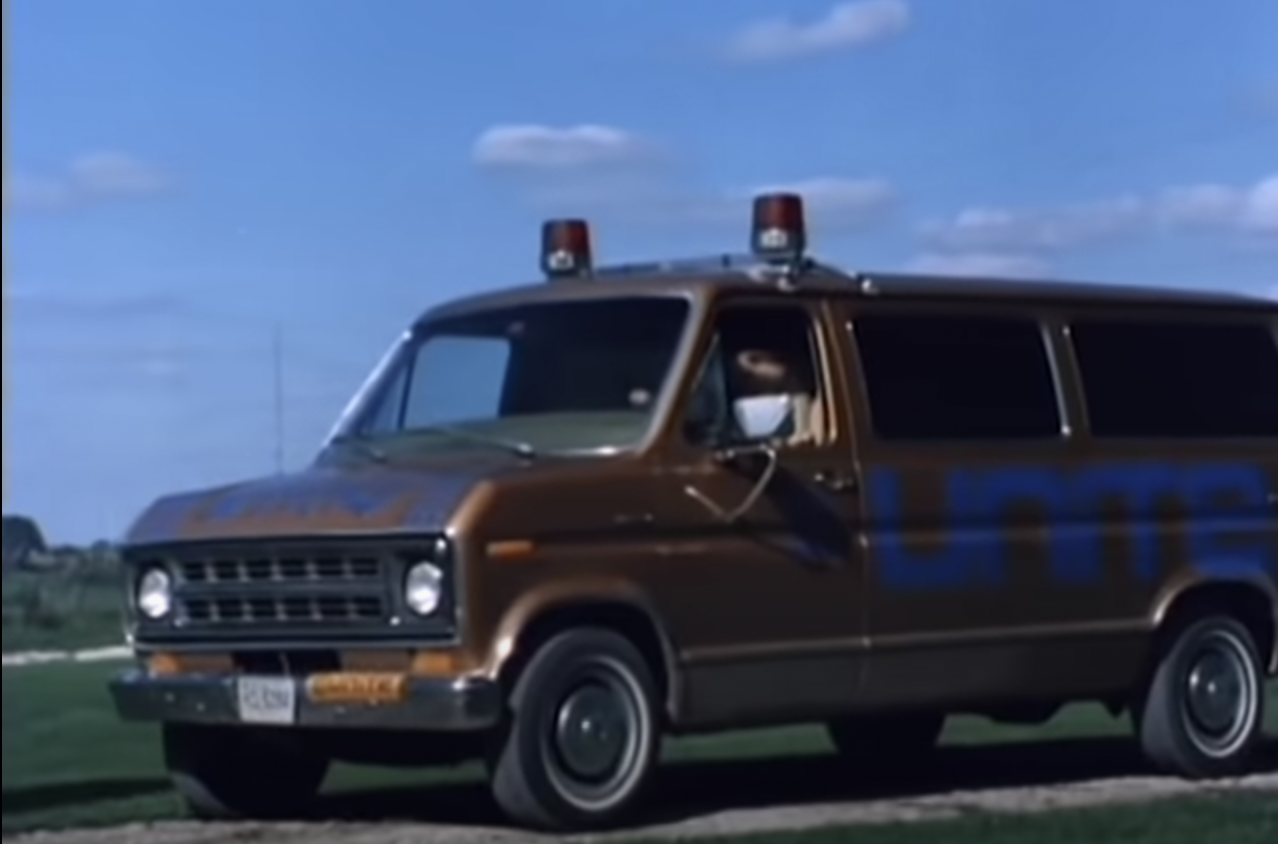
[487,627,660,831]
[1136,614,1266,779]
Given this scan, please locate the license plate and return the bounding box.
[308,672,406,703]
[235,676,296,724]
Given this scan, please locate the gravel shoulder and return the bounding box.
[6,745,1273,844]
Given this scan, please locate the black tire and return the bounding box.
[1136,614,1266,779]
[163,723,330,819]
[826,711,944,771]
[487,627,660,831]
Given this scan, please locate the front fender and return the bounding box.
[480,578,683,719]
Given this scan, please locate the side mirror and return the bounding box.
[732,394,793,442]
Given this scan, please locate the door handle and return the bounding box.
[814,471,857,493]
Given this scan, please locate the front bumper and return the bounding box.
[109,668,503,731]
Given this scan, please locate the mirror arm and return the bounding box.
[684,445,779,522]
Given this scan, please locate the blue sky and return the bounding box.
[5,0,1276,542]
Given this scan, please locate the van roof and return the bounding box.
[421,253,1276,323]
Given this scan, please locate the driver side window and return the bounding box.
[683,337,733,445]
[682,303,827,448]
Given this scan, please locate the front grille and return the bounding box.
[172,548,390,630]
[125,538,456,644]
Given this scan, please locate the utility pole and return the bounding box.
[272,323,284,474]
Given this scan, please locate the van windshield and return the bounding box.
[328,296,690,457]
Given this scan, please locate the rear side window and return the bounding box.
[852,313,1061,440]
[1070,318,1278,438]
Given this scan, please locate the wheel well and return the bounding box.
[1159,582,1275,667]
[499,601,673,715]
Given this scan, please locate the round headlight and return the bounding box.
[136,568,172,619]
[405,562,443,615]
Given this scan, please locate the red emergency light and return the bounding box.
[540,218,592,279]
[750,192,806,261]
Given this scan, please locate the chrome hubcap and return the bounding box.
[1181,631,1256,756]
[553,682,630,781]
[1186,653,1243,733]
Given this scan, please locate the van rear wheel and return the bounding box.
[163,723,329,819]
[1136,614,1265,778]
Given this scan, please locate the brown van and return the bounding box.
[110,193,1278,830]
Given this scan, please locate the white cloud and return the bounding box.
[744,177,896,226]
[725,0,909,63]
[906,253,1049,278]
[134,353,186,380]
[4,289,186,320]
[613,176,896,232]
[3,152,169,212]
[1238,175,1278,235]
[68,152,168,196]
[921,173,1277,255]
[494,164,896,236]
[471,124,650,169]
[2,175,69,211]
[921,195,1147,253]
[1253,82,1278,117]
[1151,175,1277,240]
[19,343,191,383]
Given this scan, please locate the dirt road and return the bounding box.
[6,737,1275,844]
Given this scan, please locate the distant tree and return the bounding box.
[90,540,122,567]
[2,514,48,570]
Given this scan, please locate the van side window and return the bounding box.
[683,305,827,447]
[852,313,1061,440]
[1070,318,1278,438]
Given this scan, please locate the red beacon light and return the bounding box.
[540,218,593,280]
[750,192,806,263]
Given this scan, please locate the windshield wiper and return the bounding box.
[426,425,537,459]
[330,434,387,462]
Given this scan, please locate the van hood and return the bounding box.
[124,459,506,545]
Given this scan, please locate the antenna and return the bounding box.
[272,323,284,474]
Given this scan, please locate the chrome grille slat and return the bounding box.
[182,594,384,623]
[179,555,380,584]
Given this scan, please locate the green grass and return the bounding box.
[3,660,1274,835]
[626,794,1278,844]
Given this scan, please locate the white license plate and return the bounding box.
[235,676,296,724]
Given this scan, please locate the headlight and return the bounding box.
[136,568,172,618]
[404,561,443,615]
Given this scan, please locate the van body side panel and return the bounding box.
[1071,441,1278,619]
[1051,309,1278,674]
[838,299,1278,714]
[839,302,1140,710]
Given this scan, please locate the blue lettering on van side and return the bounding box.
[866,463,1274,591]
